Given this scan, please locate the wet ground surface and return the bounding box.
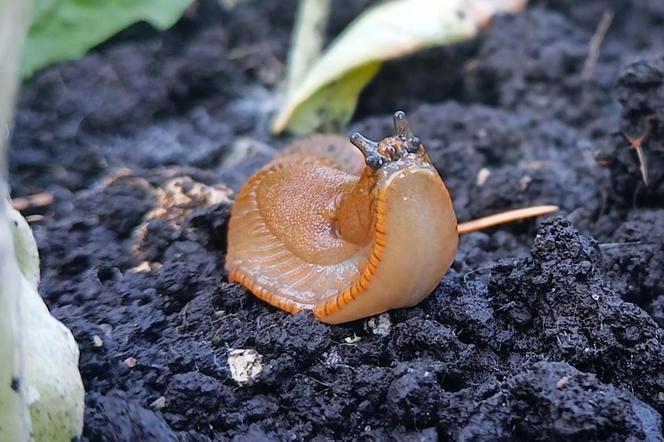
[8,0,664,440]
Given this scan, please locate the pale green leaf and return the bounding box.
[283,62,380,134]
[0,1,33,440]
[3,202,85,442]
[286,0,330,95]
[2,1,85,440]
[21,0,194,78]
[273,0,527,134]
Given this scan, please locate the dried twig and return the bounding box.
[598,241,646,249]
[10,192,54,211]
[622,114,657,187]
[457,205,559,235]
[581,10,614,84]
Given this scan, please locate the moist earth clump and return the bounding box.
[608,55,664,205]
[8,0,664,440]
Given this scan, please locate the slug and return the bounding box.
[226,111,557,324]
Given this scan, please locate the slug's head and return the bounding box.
[350,111,430,170]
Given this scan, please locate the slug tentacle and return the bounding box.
[393,110,413,138]
[349,132,379,153]
[350,132,385,170]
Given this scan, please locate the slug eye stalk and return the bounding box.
[349,132,378,154]
[350,132,385,169]
[393,110,413,138]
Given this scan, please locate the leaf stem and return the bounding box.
[286,0,330,95]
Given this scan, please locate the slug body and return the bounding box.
[226,112,458,324]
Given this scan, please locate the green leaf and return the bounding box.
[272,0,527,134]
[285,0,330,95]
[2,2,84,440]
[5,203,85,442]
[0,211,31,442]
[283,62,380,134]
[0,0,33,437]
[21,0,194,78]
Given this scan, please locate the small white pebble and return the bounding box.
[519,175,532,191]
[556,376,570,389]
[150,396,166,409]
[92,335,103,348]
[130,261,162,273]
[365,313,392,337]
[131,261,153,273]
[344,334,362,345]
[228,349,263,386]
[476,168,491,186]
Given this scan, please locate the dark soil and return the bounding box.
[8,0,664,440]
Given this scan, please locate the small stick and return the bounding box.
[598,241,645,249]
[458,205,559,235]
[11,191,54,211]
[634,146,649,187]
[581,10,614,84]
[24,214,44,223]
[622,114,657,187]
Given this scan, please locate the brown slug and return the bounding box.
[226,111,558,324]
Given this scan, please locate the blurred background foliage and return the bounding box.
[21,0,195,78]
[19,0,526,134]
